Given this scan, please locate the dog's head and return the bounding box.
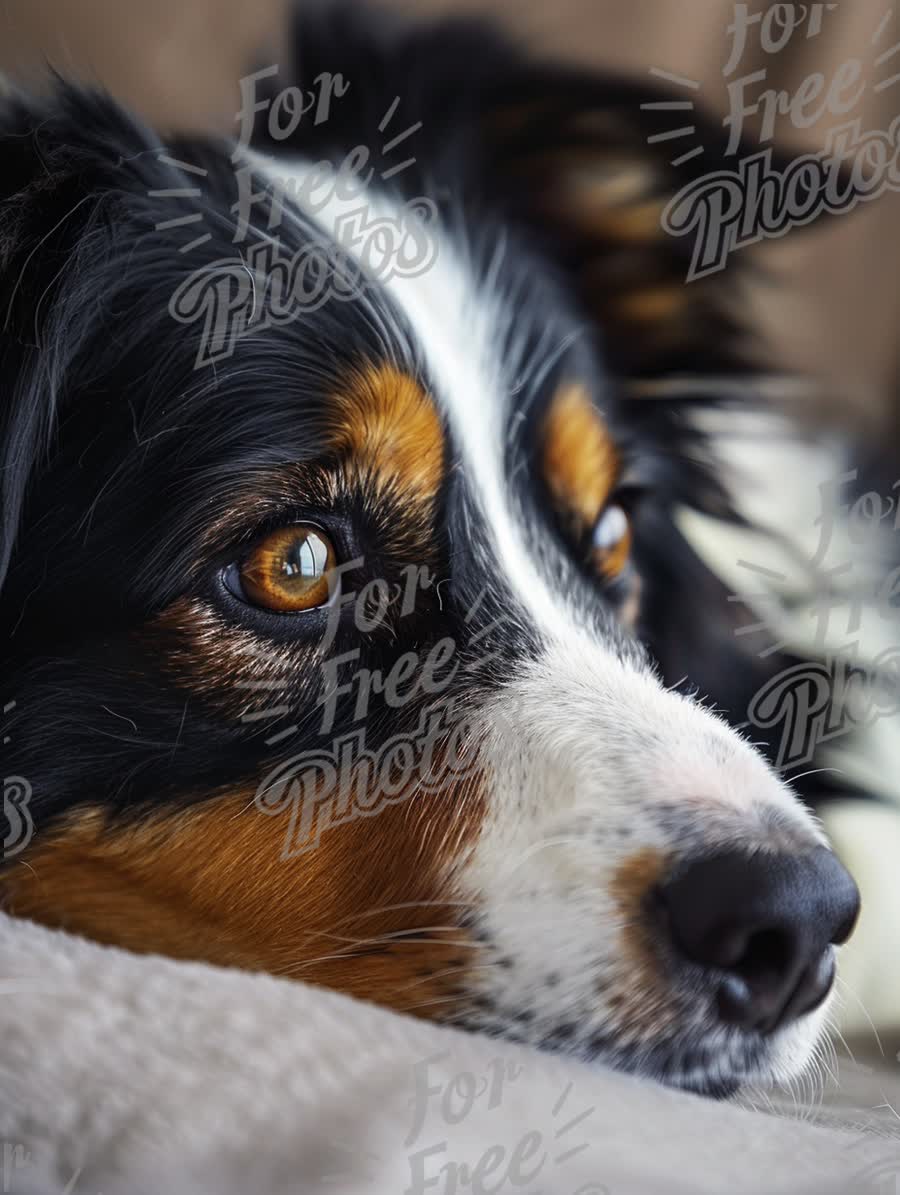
[0,7,858,1098]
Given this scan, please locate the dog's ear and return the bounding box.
[0,87,163,590]
[471,60,847,384]
[286,4,833,382]
[0,95,74,591]
[473,68,755,379]
[0,93,93,590]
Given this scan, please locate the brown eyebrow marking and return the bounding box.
[541,383,619,535]
[184,363,446,577]
[329,364,445,507]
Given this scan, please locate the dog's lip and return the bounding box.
[449,1004,773,1099]
[568,1030,757,1099]
[580,1043,747,1101]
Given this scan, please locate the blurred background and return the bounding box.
[1,0,898,448]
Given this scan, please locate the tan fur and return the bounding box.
[5,768,485,1018]
[542,383,619,533]
[329,364,445,508]
[609,848,679,1034]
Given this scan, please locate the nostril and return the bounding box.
[678,921,805,1033]
[682,921,795,978]
[732,926,795,985]
[714,930,833,1033]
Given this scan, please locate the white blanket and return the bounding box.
[1,912,898,1195]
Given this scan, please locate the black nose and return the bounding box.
[660,847,860,1034]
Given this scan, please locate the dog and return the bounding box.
[2,2,887,1101]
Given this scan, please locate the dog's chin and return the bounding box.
[614,1016,827,1102]
[587,1043,769,1103]
[453,1003,828,1103]
[626,1012,828,1101]
[594,1028,822,1102]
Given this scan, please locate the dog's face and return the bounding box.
[0,10,858,1099]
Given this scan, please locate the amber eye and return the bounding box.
[237,526,336,612]
[592,503,631,580]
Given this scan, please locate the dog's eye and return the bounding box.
[592,503,631,579]
[235,526,336,612]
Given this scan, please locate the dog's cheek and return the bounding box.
[1,769,487,1017]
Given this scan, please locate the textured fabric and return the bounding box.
[1,912,898,1195]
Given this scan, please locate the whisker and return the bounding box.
[834,974,885,1058]
[786,766,845,784]
[393,963,497,995]
[399,993,469,1015]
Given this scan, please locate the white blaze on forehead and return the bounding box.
[247,150,594,646]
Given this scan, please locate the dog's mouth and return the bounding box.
[445,843,858,1099]
[447,1000,806,1100]
[589,1035,764,1101]
[583,1022,796,1100]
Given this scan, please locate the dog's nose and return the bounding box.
[661,847,860,1034]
